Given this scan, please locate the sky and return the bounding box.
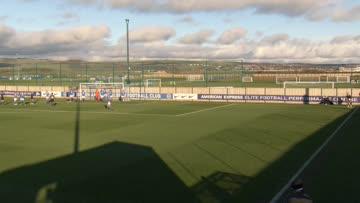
[0,0,359,63]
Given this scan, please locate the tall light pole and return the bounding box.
[126,19,130,84]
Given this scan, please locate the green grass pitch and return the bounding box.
[0,100,357,202]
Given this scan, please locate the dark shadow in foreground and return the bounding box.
[0,108,356,203]
[190,109,356,203]
[192,172,251,203]
[73,100,80,154]
[0,141,198,203]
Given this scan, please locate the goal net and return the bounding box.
[297,76,320,82]
[145,79,161,87]
[276,76,298,84]
[283,81,335,89]
[79,83,125,100]
[242,76,253,83]
[186,74,204,81]
[335,76,350,83]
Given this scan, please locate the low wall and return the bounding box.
[0,85,70,98]
[123,87,360,105]
[1,85,359,105]
[0,85,69,92]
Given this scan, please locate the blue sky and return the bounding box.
[0,0,359,62]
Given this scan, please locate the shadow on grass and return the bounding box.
[0,142,198,203]
[192,172,251,203]
[73,101,80,154]
[189,109,354,203]
[0,107,355,203]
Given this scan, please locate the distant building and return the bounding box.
[338,67,360,72]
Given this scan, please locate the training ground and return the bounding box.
[0,101,359,202]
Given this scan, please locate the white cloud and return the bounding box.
[178,16,195,24]
[217,28,247,44]
[0,24,15,44]
[60,0,360,22]
[0,23,110,56]
[16,0,356,23]
[260,33,290,45]
[331,5,360,22]
[251,34,360,62]
[9,25,110,48]
[126,26,176,43]
[1,23,360,63]
[0,16,8,21]
[62,12,80,20]
[178,29,214,45]
[56,12,80,25]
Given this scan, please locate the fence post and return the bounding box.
[321,88,323,97]
[244,86,247,103]
[226,87,229,103]
[336,88,338,98]
[264,88,267,103]
[140,65,142,99]
[12,64,15,85]
[172,64,175,87]
[208,86,210,102]
[59,63,62,86]
[204,63,208,87]
[85,64,88,83]
[159,82,162,101]
[112,63,115,85]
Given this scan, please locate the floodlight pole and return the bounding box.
[126,19,130,84]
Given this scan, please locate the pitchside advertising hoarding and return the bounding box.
[2,90,359,104]
[1,91,41,97]
[41,91,63,98]
[173,93,198,101]
[197,94,360,104]
[122,93,173,100]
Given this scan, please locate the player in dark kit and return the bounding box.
[30,92,36,105]
[48,93,56,106]
[0,91,5,105]
[287,180,312,203]
[346,93,353,108]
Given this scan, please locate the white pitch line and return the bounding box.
[0,109,173,117]
[270,107,358,203]
[175,103,236,117]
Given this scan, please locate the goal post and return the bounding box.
[242,76,253,83]
[145,79,161,87]
[276,76,298,84]
[186,74,205,81]
[283,81,335,89]
[79,82,125,100]
[335,75,350,83]
[297,76,321,82]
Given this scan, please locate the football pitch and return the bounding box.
[0,101,358,202]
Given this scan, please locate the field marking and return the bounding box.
[270,107,358,203]
[175,103,236,117]
[0,109,174,117]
